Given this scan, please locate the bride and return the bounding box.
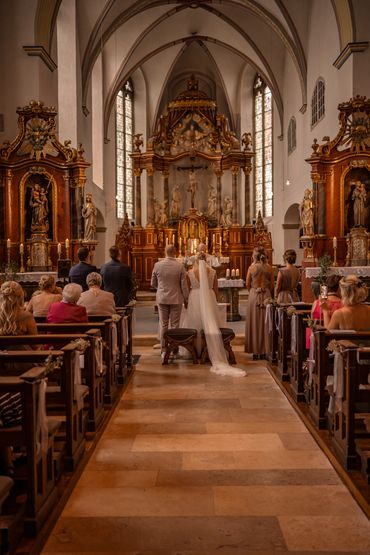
[182,252,246,377]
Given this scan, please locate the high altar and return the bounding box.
[302,95,370,298]
[0,101,91,277]
[117,76,272,288]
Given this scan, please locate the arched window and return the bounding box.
[116,79,134,219]
[287,117,296,155]
[253,75,273,217]
[311,78,325,127]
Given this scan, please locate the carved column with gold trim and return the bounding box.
[134,168,142,227]
[146,168,154,226]
[231,166,239,225]
[243,166,251,225]
[162,170,170,219]
[215,169,223,225]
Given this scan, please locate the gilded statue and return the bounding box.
[352,180,367,227]
[30,182,49,231]
[300,188,314,236]
[220,196,233,227]
[82,192,97,241]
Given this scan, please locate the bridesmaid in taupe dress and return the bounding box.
[244,247,274,359]
[276,249,301,303]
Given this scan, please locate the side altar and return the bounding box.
[0,101,96,276]
[116,76,272,288]
[301,95,370,300]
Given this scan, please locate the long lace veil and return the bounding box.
[198,260,246,377]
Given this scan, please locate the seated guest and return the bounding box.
[77,272,116,316]
[306,276,342,347]
[47,283,88,323]
[321,274,370,330]
[0,281,38,476]
[69,247,97,291]
[276,249,300,303]
[26,275,62,317]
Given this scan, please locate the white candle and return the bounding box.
[226,269,230,278]
[179,237,182,253]
[172,234,175,245]
[65,238,69,249]
[57,243,62,255]
[166,237,169,246]
[212,234,215,245]
[236,268,240,277]
[6,239,10,249]
[231,269,236,278]
[19,243,24,254]
[333,236,337,249]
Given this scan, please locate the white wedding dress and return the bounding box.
[181,260,246,377]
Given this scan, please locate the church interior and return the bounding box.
[1,0,370,553]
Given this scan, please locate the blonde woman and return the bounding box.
[321,275,370,330]
[0,281,37,336]
[26,275,62,317]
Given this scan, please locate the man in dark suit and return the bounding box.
[69,247,97,291]
[100,245,133,307]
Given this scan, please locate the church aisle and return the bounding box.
[42,347,370,554]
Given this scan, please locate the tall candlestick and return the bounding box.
[333,236,337,249]
[6,238,11,249]
[166,237,169,246]
[57,243,62,256]
[179,237,182,255]
[65,238,69,249]
[19,243,24,254]
[172,234,175,245]
[212,234,215,245]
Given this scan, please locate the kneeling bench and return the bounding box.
[200,328,236,364]
[163,329,198,364]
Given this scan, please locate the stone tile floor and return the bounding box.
[42,346,370,554]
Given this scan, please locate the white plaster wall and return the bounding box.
[92,54,104,189]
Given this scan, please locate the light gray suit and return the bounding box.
[151,256,189,350]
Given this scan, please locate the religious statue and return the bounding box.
[170,185,181,219]
[300,188,314,236]
[208,183,217,220]
[30,183,49,231]
[220,196,233,227]
[241,132,252,151]
[352,180,367,227]
[82,192,97,241]
[187,170,197,209]
[153,197,160,226]
[158,200,168,227]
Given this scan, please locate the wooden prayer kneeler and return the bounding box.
[162,328,198,364]
[200,328,236,364]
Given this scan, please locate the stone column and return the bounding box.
[243,166,251,225]
[231,166,239,225]
[146,168,154,226]
[162,170,170,219]
[134,168,142,227]
[5,169,13,239]
[215,169,223,225]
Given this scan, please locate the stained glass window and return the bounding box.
[253,75,273,218]
[311,78,325,127]
[116,79,134,219]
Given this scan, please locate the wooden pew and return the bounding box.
[276,303,311,382]
[0,366,59,536]
[36,321,118,405]
[265,303,278,364]
[310,329,370,429]
[117,304,135,380]
[0,346,87,472]
[328,342,370,474]
[289,310,311,402]
[0,332,105,433]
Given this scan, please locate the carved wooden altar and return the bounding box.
[302,95,370,299]
[116,75,273,289]
[0,101,90,272]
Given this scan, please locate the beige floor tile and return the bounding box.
[213,484,360,516]
[206,421,307,433]
[77,470,157,488]
[62,486,215,517]
[278,515,370,551]
[131,432,284,452]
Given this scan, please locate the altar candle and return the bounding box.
[236,268,240,277]
[212,233,215,245]
[179,237,182,253]
[219,236,222,249]
[65,238,69,249]
[333,236,337,249]
[231,269,236,278]
[57,243,62,255]
[19,243,24,254]
[226,269,230,278]
[6,239,10,249]
[172,234,175,245]
[166,237,169,246]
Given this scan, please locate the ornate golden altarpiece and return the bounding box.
[0,101,90,273]
[117,76,272,289]
[302,95,370,298]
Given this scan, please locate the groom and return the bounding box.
[151,244,189,361]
